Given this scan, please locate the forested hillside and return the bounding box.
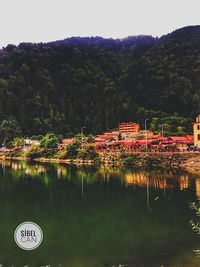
[0,26,200,141]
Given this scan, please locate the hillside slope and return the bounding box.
[0,26,199,140]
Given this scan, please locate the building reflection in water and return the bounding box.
[124,172,191,192]
[195,178,200,200]
[179,176,189,191]
[125,172,168,189]
[2,159,200,199]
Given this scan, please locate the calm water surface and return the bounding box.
[0,160,199,267]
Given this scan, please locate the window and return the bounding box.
[198,125,200,130]
[198,134,200,141]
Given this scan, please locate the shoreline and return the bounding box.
[0,155,96,166]
[1,152,200,172]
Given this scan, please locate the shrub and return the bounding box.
[120,153,138,167]
[65,141,81,159]
[40,133,60,149]
[24,145,42,160]
[55,149,68,159]
[78,145,98,160]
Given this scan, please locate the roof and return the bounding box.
[169,136,189,141]
[161,137,170,141]
[104,132,119,136]
[124,139,152,146]
[62,138,74,144]
[119,121,139,125]
[160,139,175,144]
[186,135,194,141]
[136,140,152,145]
[151,135,162,139]
[169,136,194,144]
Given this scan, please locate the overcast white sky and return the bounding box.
[0,0,200,47]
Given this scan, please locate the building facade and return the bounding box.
[119,122,140,134]
[193,115,200,147]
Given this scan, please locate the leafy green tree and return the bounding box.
[0,118,22,146]
[65,140,81,159]
[77,145,98,160]
[11,137,25,148]
[40,133,60,149]
[0,29,199,136]
[87,134,95,143]
[24,145,42,160]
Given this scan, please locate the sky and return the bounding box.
[0,0,200,47]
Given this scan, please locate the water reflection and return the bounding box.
[0,160,199,266]
[0,160,199,197]
[196,178,200,200]
[2,159,200,223]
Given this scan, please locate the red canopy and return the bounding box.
[124,139,152,146]
[124,139,137,146]
[161,140,175,144]
[136,140,152,145]
[169,136,194,144]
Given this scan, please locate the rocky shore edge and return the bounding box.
[1,152,200,173]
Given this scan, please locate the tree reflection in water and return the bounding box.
[0,160,199,266]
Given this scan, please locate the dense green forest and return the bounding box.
[0,26,200,142]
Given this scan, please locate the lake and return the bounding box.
[0,160,199,267]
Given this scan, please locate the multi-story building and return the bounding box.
[119,122,140,134]
[193,115,200,147]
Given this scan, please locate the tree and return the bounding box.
[0,118,22,146]
[0,29,199,136]
[24,144,42,160]
[40,133,60,150]
[87,134,95,143]
[77,145,98,160]
[11,137,25,148]
[65,140,81,159]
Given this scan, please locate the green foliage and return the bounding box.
[143,157,161,168]
[55,149,68,159]
[0,29,199,136]
[87,134,95,143]
[77,149,87,159]
[77,145,98,160]
[150,115,192,136]
[120,153,139,167]
[120,153,161,168]
[74,134,83,141]
[0,118,22,145]
[11,137,25,148]
[65,140,81,159]
[24,145,42,160]
[55,143,98,160]
[42,148,57,158]
[40,133,60,149]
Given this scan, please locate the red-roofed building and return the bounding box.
[58,138,75,149]
[169,136,193,144]
[186,135,194,142]
[95,131,119,143]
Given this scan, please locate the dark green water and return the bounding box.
[0,160,199,267]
